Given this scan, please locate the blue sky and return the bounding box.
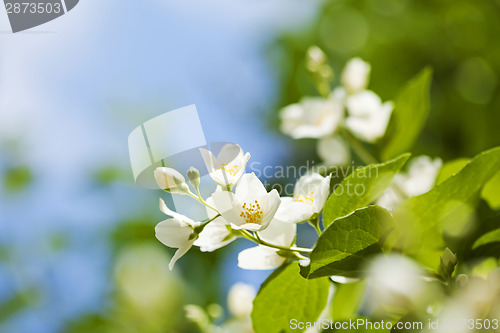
[0,1,321,331]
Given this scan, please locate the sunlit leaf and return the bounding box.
[252,264,329,333]
[323,154,409,228]
[301,206,395,279]
[380,68,433,161]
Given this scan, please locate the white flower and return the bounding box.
[317,135,351,166]
[194,196,236,252]
[345,90,393,143]
[341,58,371,94]
[212,173,280,231]
[227,283,256,318]
[400,155,443,197]
[238,219,296,270]
[154,167,190,193]
[200,144,250,188]
[275,173,331,224]
[280,96,344,139]
[155,199,200,270]
[377,156,442,211]
[365,254,425,309]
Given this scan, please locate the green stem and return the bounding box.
[308,217,321,235]
[186,190,218,212]
[340,128,379,165]
[340,129,410,200]
[240,230,312,254]
[194,214,221,234]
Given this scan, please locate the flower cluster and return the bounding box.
[280,47,393,166]
[153,143,331,270]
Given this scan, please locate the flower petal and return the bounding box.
[274,197,313,224]
[155,219,193,248]
[211,190,248,227]
[169,238,196,270]
[159,199,194,225]
[317,135,351,166]
[194,217,236,252]
[235,173,267,199]
[258,189,281,230]
[258,218,296,247]
[237,246,285,270]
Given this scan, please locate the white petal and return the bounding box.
[317,135,351,166]
[346,91,393,143]
[159,199,194,225]
[293,173,331,214]
[341,58,371,94]
[227,283,256,318]
[237,246,285,270]
[314,174,331,214]
[258,189,281,230]
[346,90,382,117]
[235,173,267,199]
[258,218,296,246]
[193,218,235,252]
[274,197,313,224]
[403,156,442,196]
[216,143,244,165]
[376,187,403,212]
[154,167,187,192]
[199,147,217,172]
[280,97,344,139]
[155,219,193,248]
[211,190,248,227]
[169,238,196,270]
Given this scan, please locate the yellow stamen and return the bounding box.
[240,200,263,224]
[294,191,315,205]
[219,163,239,176]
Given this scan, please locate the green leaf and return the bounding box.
[323,154,410,228]
[436,158,469,185]
[301,206,395,279]
[380,68,433,161]
[393,146,500,268]
[437,248,457,281]
[481,171,500,210]
[331,282,366,321]
[472,228,500,250]
[252,264,329,333]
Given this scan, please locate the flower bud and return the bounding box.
[187,167,200,189]
[227,283,256,318]
[439,247,457,280]
[341,57,371,94]
[154,167,190,193]
[306,46,327,72]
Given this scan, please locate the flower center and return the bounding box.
[240,200,263,224]
[219,163,239,176]
[295,191,314,205]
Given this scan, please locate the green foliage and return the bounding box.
[473,229,500,250]
[3,165,32,192]
[323,154,409,228]
[379,68,432,161]
[393,146,500,268]
[437,248,457,281]
[252,264,329,333]
[481,171,500,210]
[301,206,395,279]
[436,158,469,185]
[330,281,366,321]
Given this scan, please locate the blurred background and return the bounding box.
[1,0,500,332]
